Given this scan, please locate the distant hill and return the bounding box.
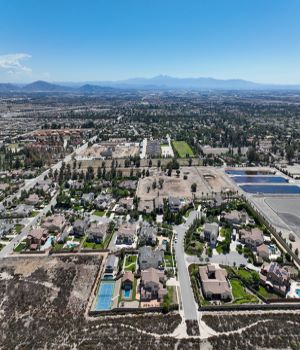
[1,77,300,93]
[22,80,73,92]
[78,84,118,93]
[0,83,21,92]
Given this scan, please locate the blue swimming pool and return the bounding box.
[232,176,288,184]
[240,185,300,194]
[124,289,131,298]
[296,289,300,298]
[94,281,115,311]
[226,170,273,175]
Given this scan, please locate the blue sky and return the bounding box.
[0,0,299,83]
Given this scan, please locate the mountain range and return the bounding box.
[1,76,300,93]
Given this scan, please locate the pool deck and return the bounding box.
[112,278,121,309]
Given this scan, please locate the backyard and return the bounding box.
[124,255,137,272]
[230,278,258,304]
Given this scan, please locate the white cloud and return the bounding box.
[0,53,32,74]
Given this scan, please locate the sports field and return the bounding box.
[172,141,194,158]
[94,281,115,311]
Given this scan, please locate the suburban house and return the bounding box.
[138,246,164,271]
[27,227,49,250]
[35,179,53,193]
[94,194,113,210]
[25,193,40,206]
[42,214,66,233]
[73,219,86,236]
[0,203,5,215]
[122,271,134,291]
[199,264,232,300]
[222,210,250,226]
[0,222,13,238]
[81,192,95,206]
[118,197,134,211]
[119,180,137,191]
[13,204,33,218]
[168,196,182,213]
[239,227,264,249]
[139,222,157,246]
[140,267,167,302]
[105,254,118,275]
[86,222,108,243]
[116,222,138,245]
[202,222,219,248]
[256,243,270,260]
[260,262,290,296]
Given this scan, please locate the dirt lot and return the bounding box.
[137,167,210,200]
[198,167,235,193]
[79,142,139,159]
[0,255,183,350]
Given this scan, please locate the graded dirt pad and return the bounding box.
[137,168,210,200]
[198,167,235,193]
[0,255,183,350]
[79,142,139,159]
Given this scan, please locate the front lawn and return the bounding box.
[14,241,27,252]
[31,210,39,217]
[94,210,105,217]
[15,224,24,234]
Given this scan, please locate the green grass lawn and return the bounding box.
[236,268,252,280]
[230,278,258,304]
[220,227,231,237]
[124,255,137,272]
[31,210,39,217]
[15,224,24,234]
[14,241,27,252]
[257,285,279,299]
[172,141,194,158]
[82,240,104,249]
[164,253,173,267]
[94,210,105,217]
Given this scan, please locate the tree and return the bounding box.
[191,183,197,193]
[247,146,258,163]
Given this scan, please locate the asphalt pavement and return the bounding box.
[174,210,200,321]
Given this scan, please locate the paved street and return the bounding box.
[0,194,58,258]
[174,210,200,321]
[0,136,97,259]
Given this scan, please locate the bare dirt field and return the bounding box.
[199,167,235,193]
[137,167,210,200]
[0,255,183,350]
[79,142,139,159]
